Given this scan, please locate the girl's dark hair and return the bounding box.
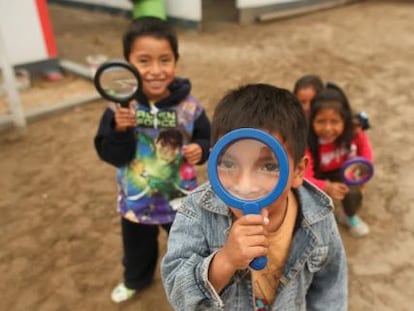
[308,82,354,175]
[293,74,324,95]
[211,84,307,165]
[122,16,179,61]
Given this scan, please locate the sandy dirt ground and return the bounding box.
[1,1,414,310]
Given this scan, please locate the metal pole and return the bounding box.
[0,25,27,136]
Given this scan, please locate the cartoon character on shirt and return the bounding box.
[119,129,197,222]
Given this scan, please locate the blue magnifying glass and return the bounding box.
[208,128,290,270]
[341,156,374,186]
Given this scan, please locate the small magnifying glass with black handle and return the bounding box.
[94,59,142,107]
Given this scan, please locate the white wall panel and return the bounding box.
[237,0,299,9]
[0,1,47,65]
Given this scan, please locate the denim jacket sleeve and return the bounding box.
[306,214,348,311]
[161,197,225,311]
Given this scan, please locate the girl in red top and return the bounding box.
[305,82,373,237]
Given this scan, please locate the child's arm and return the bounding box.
[304,150,327,190]
[306,214,348,310]
[94,107,136,167]
[185,110,211,165]
[354,130,374,162]
[208,211,269,293]
[161,206,225,310]
[304,150,349,200]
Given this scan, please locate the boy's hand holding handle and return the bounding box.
[208,209,269,293]
[111,101,137,132]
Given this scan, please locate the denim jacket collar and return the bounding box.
[196,183,231,216]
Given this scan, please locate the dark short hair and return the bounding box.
[293,74,324,95]
[211,84,307,165]
[122,17,179,61]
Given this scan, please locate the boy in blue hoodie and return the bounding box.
[94,17,211,303]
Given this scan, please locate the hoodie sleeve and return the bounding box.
[304,149,327,190]
[94,108,136,167]
[190,110,211,165]
[354,130,374,162]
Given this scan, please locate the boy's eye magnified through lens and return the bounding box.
[208,128,290,270]
[217,139,281,201]
[94,60,142,107]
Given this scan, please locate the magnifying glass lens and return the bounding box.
[217,139,280,201]
[99,67,138,100]
[344,163,370,183]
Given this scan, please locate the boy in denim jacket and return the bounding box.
[161,84,347,311]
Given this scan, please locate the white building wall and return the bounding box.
[0,1,48,65]
[166,0,201,21]
[58,0,202,21]
[60,0,132,9]
[237,0,300,9]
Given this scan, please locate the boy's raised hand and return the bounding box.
[113,102,137,131]
[182,143,202,165]
[208,209,269,293]
[220,209,269,270]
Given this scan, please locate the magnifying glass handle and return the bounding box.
[250,256,268,270]
[243,203,268,270]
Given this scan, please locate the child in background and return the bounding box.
[293,74,324,119]
[161,84,347,310]
[305,82,373,237]
[94,17,211,303]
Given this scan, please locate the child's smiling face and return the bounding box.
[313,107,345,143]
[128,36,176,101]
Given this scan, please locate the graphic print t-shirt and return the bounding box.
[117,99,203,224]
